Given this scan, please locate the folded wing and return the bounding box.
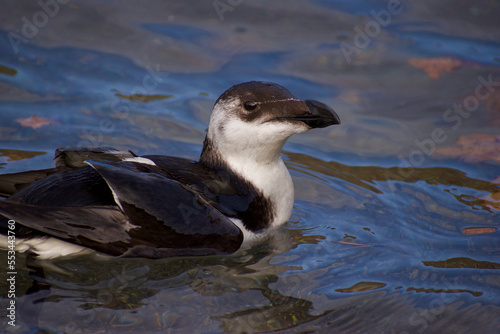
[0,150,244,258]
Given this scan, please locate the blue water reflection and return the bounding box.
[1,0,500,333]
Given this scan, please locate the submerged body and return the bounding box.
[0,81,340,259]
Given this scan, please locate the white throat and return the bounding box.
[202,99,309,228]
[224,150,294,228]
[205,135,297,227]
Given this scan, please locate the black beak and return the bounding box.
[302,100,341,128]
[274,99,340,128]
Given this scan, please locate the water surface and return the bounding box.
[0,1,499,333]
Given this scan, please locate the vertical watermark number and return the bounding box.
[6,219,16,327]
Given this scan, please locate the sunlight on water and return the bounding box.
[1,0,500,333]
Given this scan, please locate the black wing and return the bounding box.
[0,168,60,198]
[0,202,132,255]
[0,149,244,258]
[86,160,243,254]
[0,147,136,198]
[145,155,272,230]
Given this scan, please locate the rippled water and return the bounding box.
[1,1,499,333]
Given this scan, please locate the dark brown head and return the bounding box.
[199,81,340,228]
[201,81,340,166]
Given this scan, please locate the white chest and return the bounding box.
[225,156,295,228]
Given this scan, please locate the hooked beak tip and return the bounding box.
[304,100,340,128]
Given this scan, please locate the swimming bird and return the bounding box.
[0,81,340,259]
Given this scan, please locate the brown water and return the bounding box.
[0,1,499,333]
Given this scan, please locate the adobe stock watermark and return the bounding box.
[7,0,71,54]
[401,276,475,333]
[5,220,17,327]
[341,0,411,64]
[213,0,243,21]
[396,74,499,175]
[77,64,167,149]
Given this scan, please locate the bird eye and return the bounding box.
[243,101,258,111]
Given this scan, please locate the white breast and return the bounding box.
[224,153,295,228]
[205,105,300,228]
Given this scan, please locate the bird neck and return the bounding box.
[200,136,294,228]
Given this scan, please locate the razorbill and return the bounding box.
[0,81,340,259]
